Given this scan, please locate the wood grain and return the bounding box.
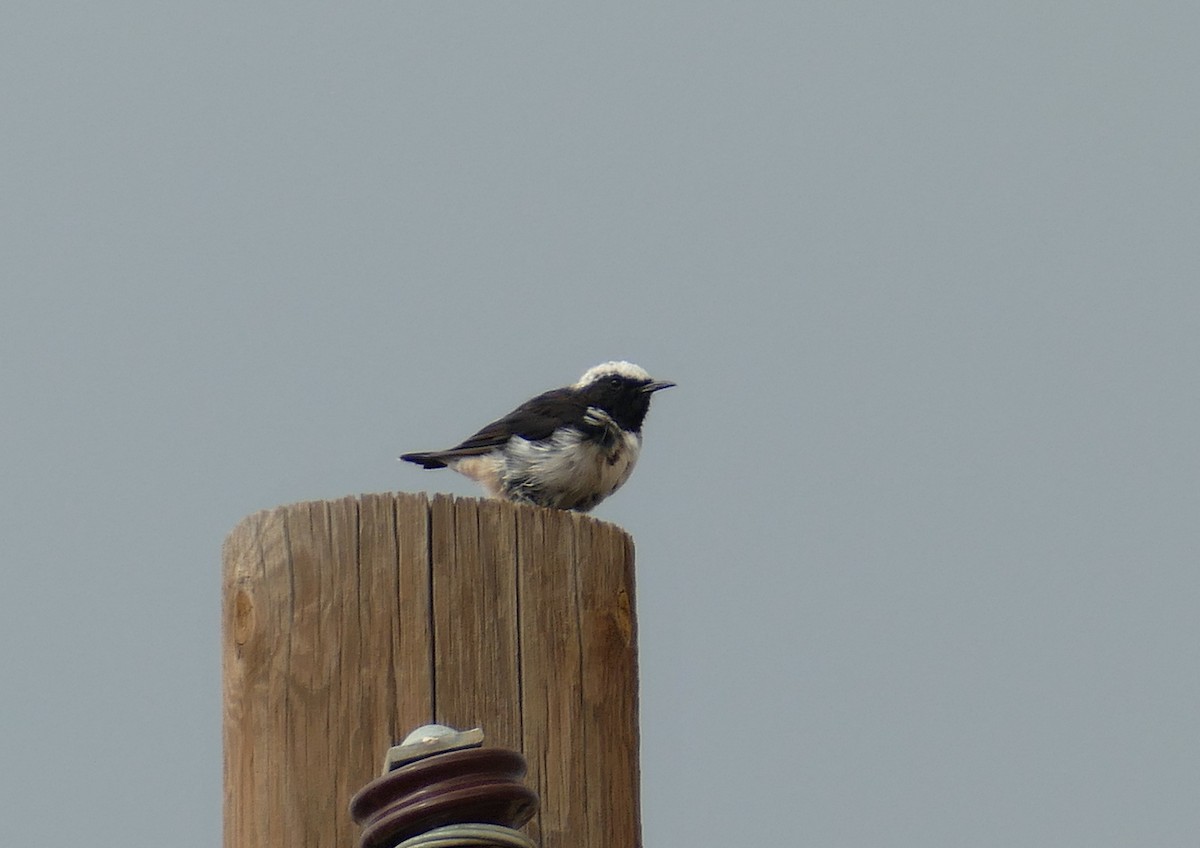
[222,493,639,848]
[431,495,522,751]
[575,514,641,847]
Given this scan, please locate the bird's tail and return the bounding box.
[399,451,449,469]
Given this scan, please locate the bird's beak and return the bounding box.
[642,380,676,393]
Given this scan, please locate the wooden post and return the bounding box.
[222,493,641,848]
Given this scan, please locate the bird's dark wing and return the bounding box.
[400,388,588,468]
[450,388,587,450]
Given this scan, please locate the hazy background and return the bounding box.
[2,3,1197,845]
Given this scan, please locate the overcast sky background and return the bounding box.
[2,3,1197,846]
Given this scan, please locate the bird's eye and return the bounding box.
[609,377,621,387]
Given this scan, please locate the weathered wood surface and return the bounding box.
[222,492,641,848]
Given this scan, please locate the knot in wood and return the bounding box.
[232,588,255,646]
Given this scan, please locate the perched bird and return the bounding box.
[400,361,674,511]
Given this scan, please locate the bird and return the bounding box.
[400,361,674,511]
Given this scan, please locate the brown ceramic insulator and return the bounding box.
[350,748,538,848]
[359,782,537,848]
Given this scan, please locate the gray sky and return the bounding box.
[2,3,1197,845]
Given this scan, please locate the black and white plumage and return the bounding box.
[400,361,674,511]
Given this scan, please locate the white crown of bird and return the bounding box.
[573,361,652,388]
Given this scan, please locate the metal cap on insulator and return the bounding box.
[382,725,486,774]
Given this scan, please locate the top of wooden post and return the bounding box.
[222,492,642,848]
